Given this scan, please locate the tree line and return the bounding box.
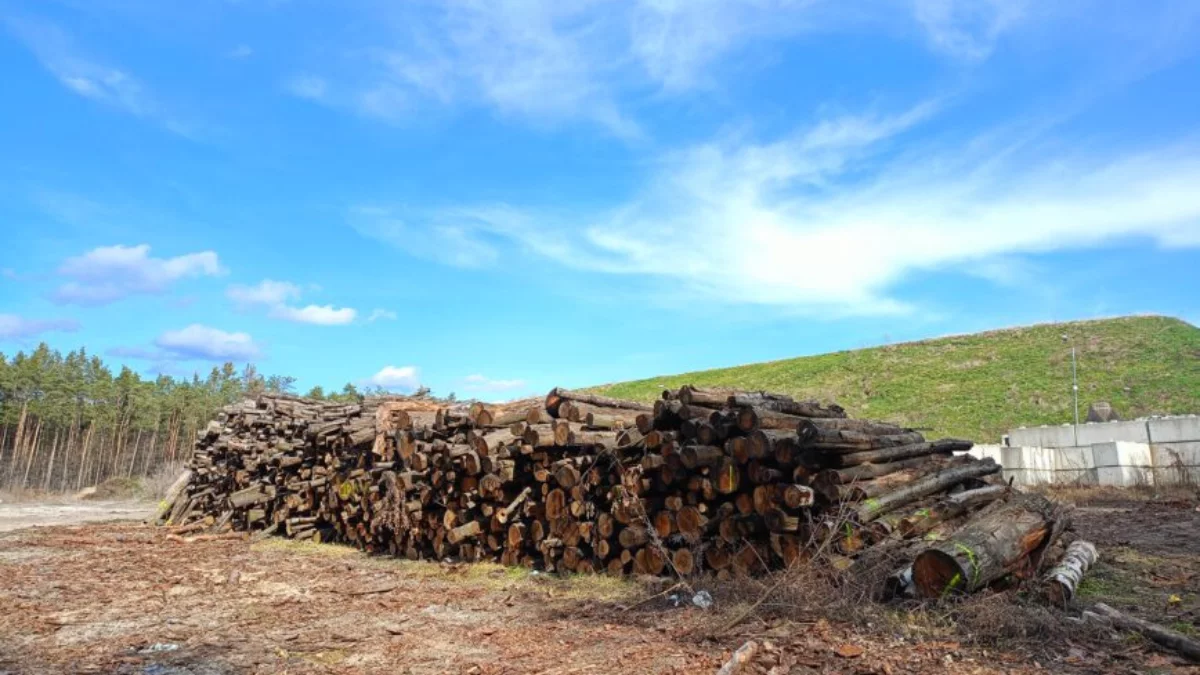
[0,343,391,493]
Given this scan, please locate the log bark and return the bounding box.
[855,458,999,522]
[817,453,962,484]
[1044,540,1099,605]
[798,418,905,436]
[728,393,846,419]
[911,491,1064,598]
[805,430,926,453]
[835,438,973,467]
[544,388,650,418]
[898,485,1010,538]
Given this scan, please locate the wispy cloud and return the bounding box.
[53,244,224,306]
[354,102,1200,315]
[154,324,262,361]
[0,314,81,341]
[363,365,420,392]
[911,0,1029,61]
[279,1,1048,134]
[461,374,528,394]
[368,308,398,322]
[284,74,328,101]
[227,44,253,59]
[227,279,357,325]
[281,1,863,136]
[5,16,200,137]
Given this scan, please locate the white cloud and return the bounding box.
[284,74,328,101]
[368,309,398,322]
[912,0,1028,60]
[364,365,421,392]
[0,314,80,340]
[272,304,357,325]
[5,16,198,137]
[155,324,261,361]
[354,103,1200,315]
[227,279,358,325]
[227,279,301,306]
[53,244,224,306]
[462,374,528,393]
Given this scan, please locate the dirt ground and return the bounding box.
[0,499,154,533]
[2,498,1200,674]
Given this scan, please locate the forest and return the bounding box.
[0,343,381,494]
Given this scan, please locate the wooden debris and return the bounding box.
[1092,602,1200,662]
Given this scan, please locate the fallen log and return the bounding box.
[153,469,193,525]
[835,439,973,467]
[855,458,999,522]
[544,388,651,417]
[1092,603,1200,662]
[911,491,1065,598]
[1044,540,1099,605]
[898,484,1010,538]
[814,454,962,485]
[728,393,845,419]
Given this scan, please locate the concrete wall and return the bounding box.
[968,439,1200,487]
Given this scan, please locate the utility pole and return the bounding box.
[1062,334,1080,446]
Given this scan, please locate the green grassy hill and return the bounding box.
[591,316,1200,442]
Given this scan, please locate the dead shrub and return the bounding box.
[143,460,188,500]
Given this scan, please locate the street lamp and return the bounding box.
[1061,334,1079,445]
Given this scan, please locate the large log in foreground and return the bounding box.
[911,491,1067,598]
[164,384,1073,600]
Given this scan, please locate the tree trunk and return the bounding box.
[21,420,42,489]
[41,429,60,492]
[127,428,145,478]
[75,424,95,490]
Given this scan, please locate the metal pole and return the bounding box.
[1071,346,1079,446]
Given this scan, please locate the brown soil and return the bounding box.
[0,499,1198,674]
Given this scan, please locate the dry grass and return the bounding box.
[1032,483,1200,506]
[693,564,1106,658]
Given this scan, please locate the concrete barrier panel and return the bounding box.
[1094,442,1154,487]
[1007,426,1077,448]
[1077,420,1150,445]
[1148,417,1200,444]
[1150,441,1200,485]
[1053,446,1097,484]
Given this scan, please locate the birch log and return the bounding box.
[1043,540,1099,605]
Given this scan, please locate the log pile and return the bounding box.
[161,385,1072,597]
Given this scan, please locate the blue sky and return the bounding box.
[1,0,1198,400]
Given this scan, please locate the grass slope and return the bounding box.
[591,316,1200,442]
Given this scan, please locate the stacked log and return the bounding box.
[162,385,1070,596]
